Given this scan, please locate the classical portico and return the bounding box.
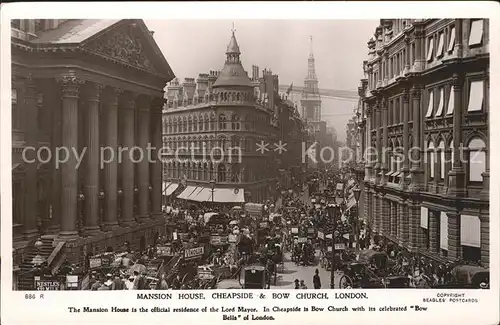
[12,19,174,266]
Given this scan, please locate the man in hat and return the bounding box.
[294,279,300,289]
[299,279,308,289]
[313,269,321,289]
[112,273,125,290]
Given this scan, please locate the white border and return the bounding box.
[1,2,499,325]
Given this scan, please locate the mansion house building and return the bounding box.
[358,19,489,267]
[161,30,281,203]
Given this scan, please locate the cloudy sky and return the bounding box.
[145,19,379,140]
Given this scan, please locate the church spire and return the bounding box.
[309,35,314,59]
[225,23,241,64]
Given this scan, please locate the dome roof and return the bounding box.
[213,63,252,88]
[213,30,252,88]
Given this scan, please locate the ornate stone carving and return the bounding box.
[57,76,85,98]
[402,89,410,103]
[410,87,421,100]
[452,74,463,90]
[89,25,155,72]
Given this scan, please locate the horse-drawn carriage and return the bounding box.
[434,265,490,289]
[338,250,392,289]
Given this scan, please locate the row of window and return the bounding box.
[368,20,486,91]
[163,113,269,135]
[368,77,485,131]
[425,79,485,118]
[167,90,255,109]
[426,137,486,183]
[380,136,486,185]
[162,137,262,154]
[421,209,482,263]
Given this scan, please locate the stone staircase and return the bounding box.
[17,236,57,290]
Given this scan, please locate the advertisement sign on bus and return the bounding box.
[185,246,204,260]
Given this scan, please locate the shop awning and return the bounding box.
[177,186,198,200]
[420,207,429,229]
[164,183,179,196]
[211,188,245,203]
[190,187,211,202]
[460,214,480,248]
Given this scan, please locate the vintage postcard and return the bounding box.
[0,2,499,325]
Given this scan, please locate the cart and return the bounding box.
[243,265,268,289]
[385,275,411,288]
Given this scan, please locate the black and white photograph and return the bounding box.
[7,16,492,293]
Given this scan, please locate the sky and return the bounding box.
[145,19,379,141]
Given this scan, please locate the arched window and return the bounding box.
[204,114,209,130]
[427,141,435,179]
[438,140,445,180]
[468,137,486,183]
[219,114,227,130]
[218,164,226,182]
[231,114,240,130]
[211,114,216,130]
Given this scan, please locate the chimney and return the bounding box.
[150,30,155,37]
[196,73,209,100]
[183,78,196,105]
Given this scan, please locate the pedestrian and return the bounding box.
[112,273,125,290]
[125,276,135,290]
[294,279,300,289]
[299,279,308,289]
[313,269,321,289]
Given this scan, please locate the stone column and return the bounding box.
[480,216,489,267]
[364,106,373,182]
[480,71,489,200]
[381,98,389,185]
[121,91,137,227]
[401,201,410,245]
[102,87,121,230]
[57,76,84,240]
[46,81,62,235]
[401,88,410,188]
[23,75,40,240]
[404,34,411,73]
[409,86,424,191]
[374,101,382,184]
[137,96,151,222]
[447,74,466,197]
[429,210,438,253]
[151,98,164,219]
[83,82,103,236]
[447,212,461,260]
[408,201,420,252]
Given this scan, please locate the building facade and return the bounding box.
[162,30,280,203]
[12,19,174,280]
[358,19,489,266]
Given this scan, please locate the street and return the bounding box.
[271,250,344,289]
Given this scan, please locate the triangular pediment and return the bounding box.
[82,20,174,79]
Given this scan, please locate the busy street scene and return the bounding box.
[11,18,490,291]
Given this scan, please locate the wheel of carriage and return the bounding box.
[338,274,354,289]
[181,273,189,285]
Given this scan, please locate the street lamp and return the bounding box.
[210,179,216,206]
[352,187,361,246]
